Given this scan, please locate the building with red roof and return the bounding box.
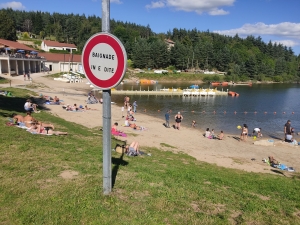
[0,39,45,76]
[38,52,82,73]
[0,39,82,75]
[41,40,77,52]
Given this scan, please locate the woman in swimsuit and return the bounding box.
[240,124,248,142]
[174,112,183,130]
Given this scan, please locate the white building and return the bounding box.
[38,52,82,72]
[0,39,45,76]
[41,40,77,53]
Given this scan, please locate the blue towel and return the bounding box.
[278,164,287,170]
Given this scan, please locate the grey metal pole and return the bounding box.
[102,0,112,195]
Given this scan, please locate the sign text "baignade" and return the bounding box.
[92,52,115,60]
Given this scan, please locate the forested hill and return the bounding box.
[1,9,300,82]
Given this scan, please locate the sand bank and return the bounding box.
[1,73,299,175]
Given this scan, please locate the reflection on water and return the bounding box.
[97,82,300,137]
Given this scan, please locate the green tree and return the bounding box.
[170,42,189,70]
[245,55,257,78]
[153,40,170,68]
[33,11,43,35]
[0,10,17,41]
[132,39,151,68]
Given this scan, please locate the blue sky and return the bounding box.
[1,0,300,55]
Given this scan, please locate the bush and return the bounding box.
[273,76,283,82]
[239,75,249,82]
[212,75,220,82]
[23,32,29,39]
[49,49,69,54]
[34,40,42,45]
[127,59,133,68]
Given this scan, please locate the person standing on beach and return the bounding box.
[240,124,248,141]
[175,112,183,130]
[165,110,170,128]
[133,101,138,113]
[284,120,292,140]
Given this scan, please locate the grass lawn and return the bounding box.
[0,87,300,224]
[0,77,10,84]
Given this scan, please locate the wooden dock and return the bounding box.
[93,89,229,96]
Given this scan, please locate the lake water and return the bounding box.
[97,82,300,138]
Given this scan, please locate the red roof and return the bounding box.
[38,52,81,63]
[0,39,35,51]
[43,40,77,48]
[165,39,175,44]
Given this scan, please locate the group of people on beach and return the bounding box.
[205,128,224,140]
[110,96,146,156]
[164,110,225,139]
[238,120,299,143]
[164,110,184,130]
[239,124,262,142]
[11,111,67,135]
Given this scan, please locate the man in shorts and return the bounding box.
[165,110,170,128]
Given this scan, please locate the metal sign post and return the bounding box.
[82,0,127,195]
[102,0,111,195]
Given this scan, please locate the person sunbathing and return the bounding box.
[111,122,121,133]
[12,113,24,125]
[53,96,60,104]
[27,123,67,135]
[130,123,146,130]
[85,105,97,110]
[23,112,54,130]
[125,141,140,156]
[24,112,35,128]
[111,122,127,137]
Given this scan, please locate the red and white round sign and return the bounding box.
[82,32,127,89]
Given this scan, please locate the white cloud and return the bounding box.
[213,22,300,49]
[272,40,299,48]
[146,1,165,9]
[0,1,25,10]
[110,0,122,4]
[92,0,122,3]
[207,8,229,16]
[213,22,300,39]
[146,0,235,15]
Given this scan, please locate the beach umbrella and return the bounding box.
[30,51,38,54]
[17,49,25,53]
[5,47,10,50]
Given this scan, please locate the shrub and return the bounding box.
[273,76,283,82]
[23,32,29,39]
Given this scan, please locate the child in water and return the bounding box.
[191,120,196,128]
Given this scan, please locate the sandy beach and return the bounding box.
[1,73,299,175]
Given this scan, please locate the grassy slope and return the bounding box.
[0,88,300,224]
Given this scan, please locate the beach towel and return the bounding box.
[111,131,127,137]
